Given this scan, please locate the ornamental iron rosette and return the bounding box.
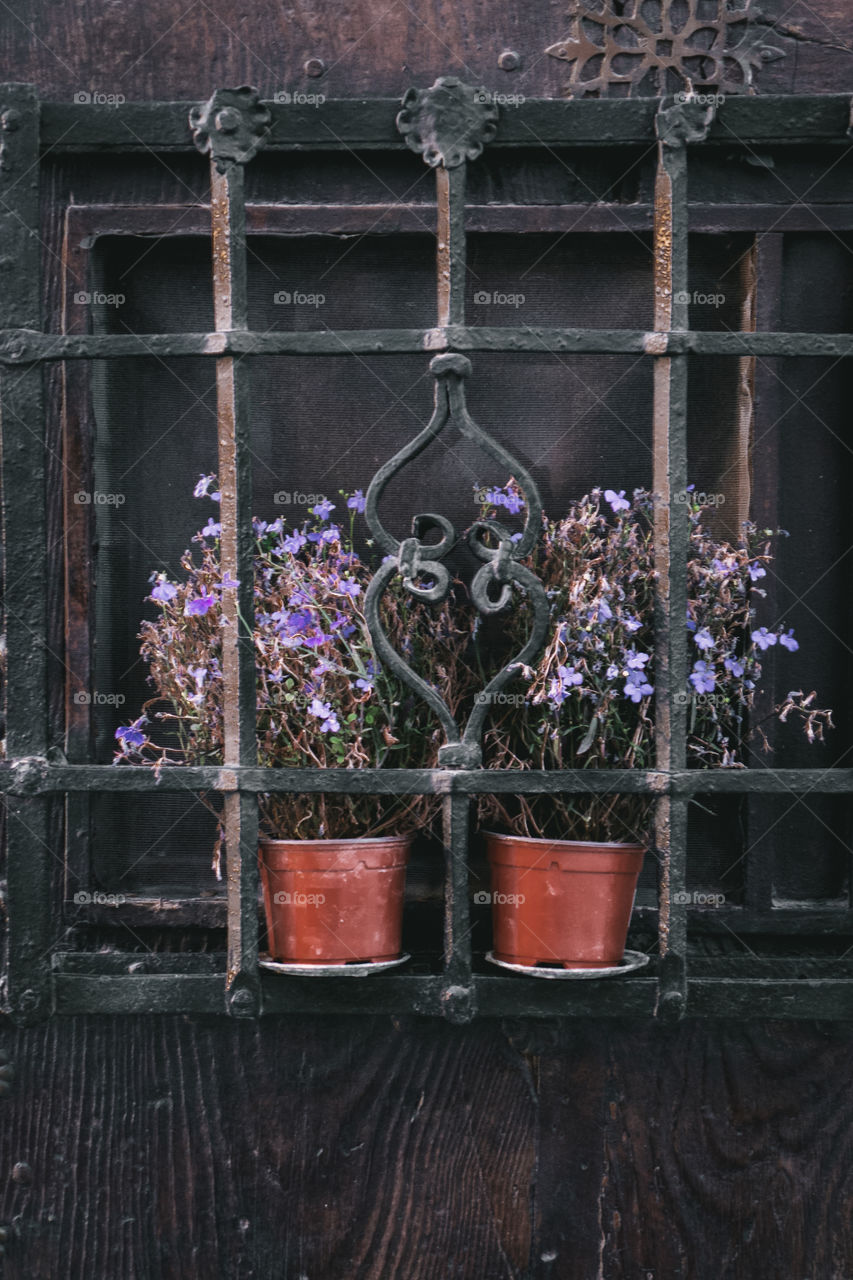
[546,0,785,98]
[189,85,271,171]
[396,77,499,168]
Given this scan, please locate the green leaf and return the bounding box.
[576,716,598,755]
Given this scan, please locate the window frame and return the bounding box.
[3,84,853,1022]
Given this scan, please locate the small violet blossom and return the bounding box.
[150,578,178,603]
[311,499,336,521]
[690,660,716,694]
[307,697,341,734]
[604,488,630,513]
[193,474,221,501]
[752,627,777,651]
[185,595,216,617]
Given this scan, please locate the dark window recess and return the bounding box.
[1,83,852,1023]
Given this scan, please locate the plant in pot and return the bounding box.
[114,478,469,968]
[472,483,833,972]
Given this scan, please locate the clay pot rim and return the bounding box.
[483,830,646,854]
[259,833,414,849]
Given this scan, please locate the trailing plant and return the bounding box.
[114,479,470,867]
[473,483,833,843]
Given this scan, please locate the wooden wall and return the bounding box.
[3,2,853,1276]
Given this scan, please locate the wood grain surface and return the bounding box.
[3,1,853,1276]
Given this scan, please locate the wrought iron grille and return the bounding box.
[2,81,853,1022]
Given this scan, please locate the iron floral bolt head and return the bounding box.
[396,77,498,168]
[189,86,272,172]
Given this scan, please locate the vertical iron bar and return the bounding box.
[436,165,466,328]
[0,84,53,1022]
[441,792,476,1023]
[209,160,260,1017]
[438,146,472,1017]
[652,110,693,1022]
[746,233,784,914]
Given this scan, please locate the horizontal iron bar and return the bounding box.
[4,762,853,795]
[38,96,853,152]
[50,969,853,1019]
[1,328,851,364]
[65,898,853,934]
[64,200,853,240]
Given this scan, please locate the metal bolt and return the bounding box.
[498,49,521,71]
[304,57,326,78]
[215,108,241,133]
[1,109,21,131]
[229,987,257,1017]
[16,990,38,1015]
[11,1163,31,1187]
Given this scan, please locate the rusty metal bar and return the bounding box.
[651,103,714,1022]
[193,88,271,1018]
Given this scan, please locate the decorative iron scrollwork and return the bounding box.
[546,0,785,98]
[396,77,499,168]
[189,85,271,171]
[364,354,550,769]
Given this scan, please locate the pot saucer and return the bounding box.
[485,949,650,979]
[259,953,410,977]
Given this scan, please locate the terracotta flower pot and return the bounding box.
[258,835,411,965]
[485,832,645,969]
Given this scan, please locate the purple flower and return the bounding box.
[281,530,307,555]
[193,474,221,501]
[626,649,650,670]
[694,627,714,651]
[253,519,268,536]
[623,673,653,703]
[150,578,178,603]
[312,659,336,677]
[185,595,216,617]
[623,615,641,633]
[689,660,716,694]
[502,491,524,515]
[724,654,745,678]
[338,579,361,598]
[288,590,314,608]
[200,519,221,539]
[311,499,336,521]
[590,597,613,623]
[307,697,340,733]
[752,627,777,651]
[548,664,583,706]
[347,490,366,513]
[115,715,147,749]
[219,572,240,590]
[748,562,767,582]
[307,523,341,544]
[779,628,799,652]
[686,615,697,633]
[355,676,374,693]
[604,488,630,513]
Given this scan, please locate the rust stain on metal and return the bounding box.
[436,166,452,328]
[643,331,668,355]
[653,161,673,332]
